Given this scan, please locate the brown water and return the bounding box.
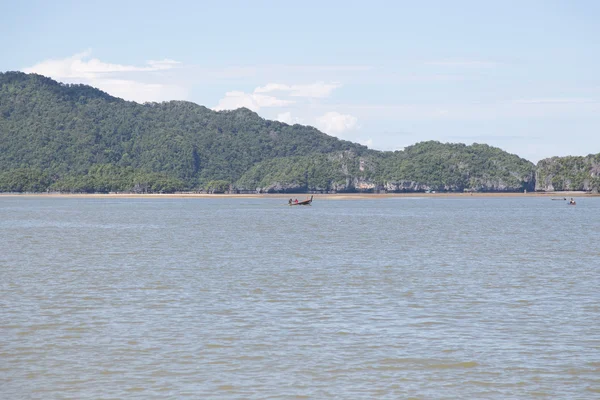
[1,197,599,398]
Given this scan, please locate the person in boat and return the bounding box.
[569,198,576,205]
[294,198,299,204]
[288,198,292,205]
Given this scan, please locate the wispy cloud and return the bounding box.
[213,91,294,112]
[174,64,371,85]
[315,112,358,135]
[213,81,342,112]
[276,112,303,125]
[361,138,373,148]
[22,51,363,133]
[22,50,187,103]
[213,84,360,137]
[425,60,497,68]
[23,49,181,78]
[213,82,360,137]
[513,98,597,104]
[281,65,372,72]
[254,82,341,98]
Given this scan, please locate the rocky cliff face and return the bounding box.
[535,155,600,192]
[244,174,534,194]
[235,143,537,193]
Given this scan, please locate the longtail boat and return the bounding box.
[289,195,313,206]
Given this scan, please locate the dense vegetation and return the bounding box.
[0,72,365,193]
[379,141,536,192]
[1,71,594,193]
[535,155,600,192]
[238,142,537,193]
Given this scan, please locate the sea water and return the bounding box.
[1,196,599,398]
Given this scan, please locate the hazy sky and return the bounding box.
[2,0,599,162]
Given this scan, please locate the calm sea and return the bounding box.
[1,196,599,399]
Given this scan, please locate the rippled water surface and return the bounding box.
[1,196,599,399]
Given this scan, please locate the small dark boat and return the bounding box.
[289,195,313,206]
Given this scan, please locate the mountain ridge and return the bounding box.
[1,71,597,193]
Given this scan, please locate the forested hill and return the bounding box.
[535,155,600,192]
[0,71,542,193]
[0,71,370,192]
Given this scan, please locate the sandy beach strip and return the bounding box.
[0,191,596,200]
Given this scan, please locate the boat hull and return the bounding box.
[289,196,313,206]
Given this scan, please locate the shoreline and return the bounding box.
[0,191,596,200]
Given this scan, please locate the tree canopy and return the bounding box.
[2,71,594,193]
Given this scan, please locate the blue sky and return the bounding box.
[2,0,599,162]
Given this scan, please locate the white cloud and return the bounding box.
[23,49,181,78]
[213,81,340,112]
[316,111,358,135]
[360,138,373,148]
[146,59,181,70]
[255,82,341,98]
[254,83,290,93]
[87,79,188,104]
[213,91,294,112]
[276,112,303,125]
[22,50,186,103]
[276,111,293,123]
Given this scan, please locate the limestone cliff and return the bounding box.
[535,154,600,192]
